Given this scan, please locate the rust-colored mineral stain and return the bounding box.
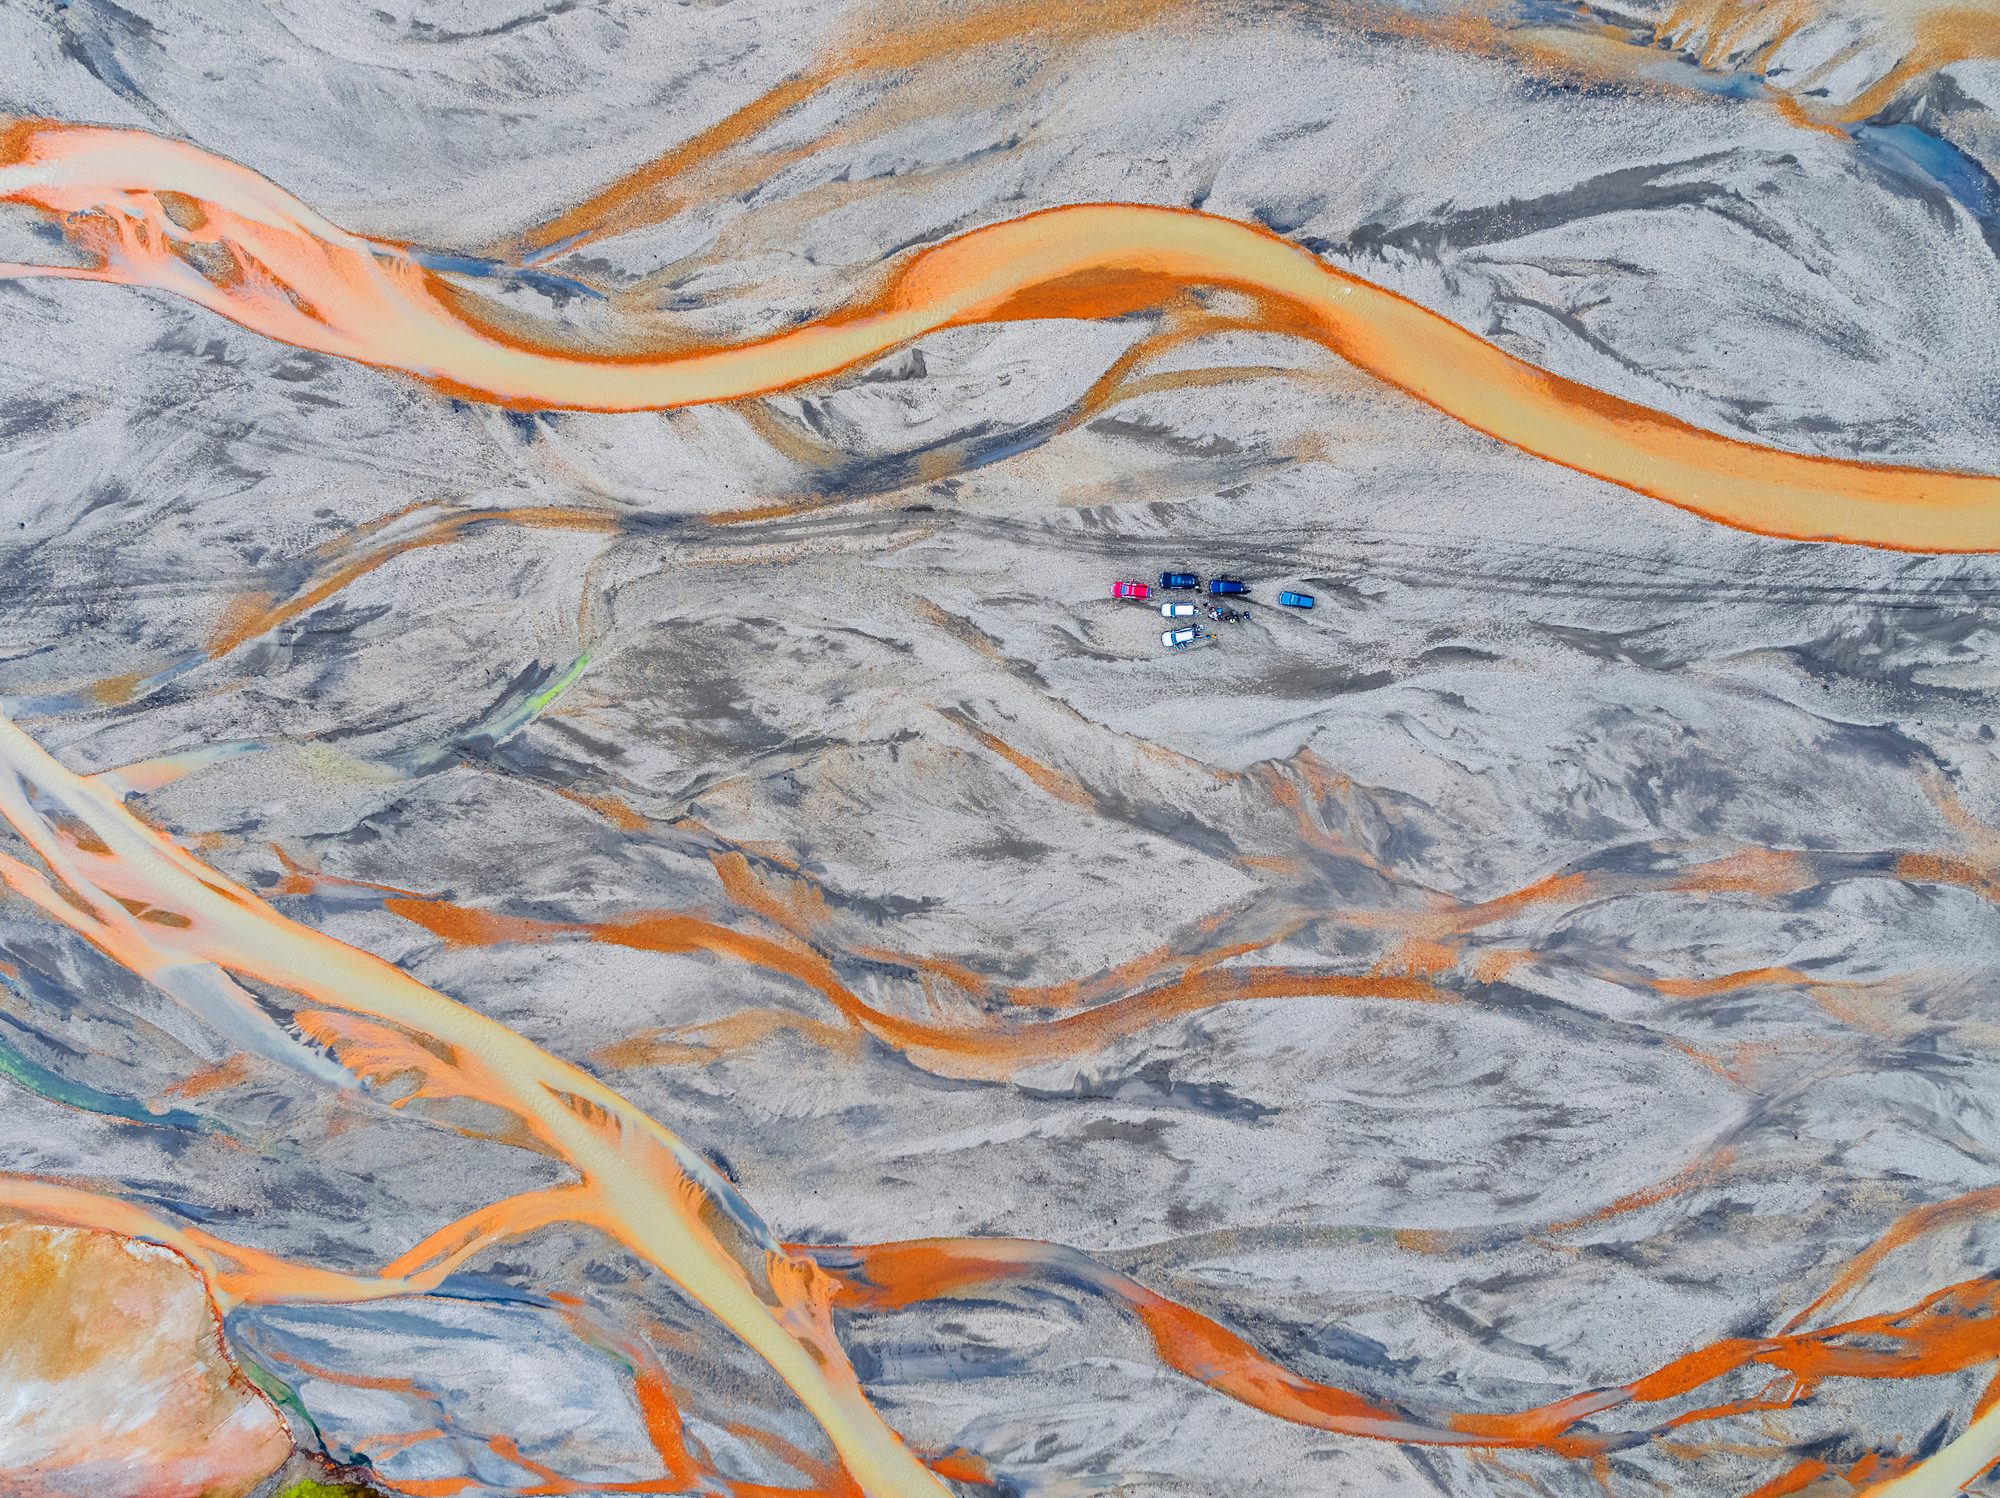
[0,1222,290,1498]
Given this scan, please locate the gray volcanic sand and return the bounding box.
[2,3,2000,1494]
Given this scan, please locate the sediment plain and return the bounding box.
[1,2,1999,1494]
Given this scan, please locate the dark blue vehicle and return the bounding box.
[1278,590,1315,609]
[1160,571,1201,591]
[1207,577,1248,596]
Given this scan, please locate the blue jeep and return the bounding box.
[1278,590,1315,609]
[1207,577,1248,596]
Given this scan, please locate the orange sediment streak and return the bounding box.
[23,1146,2000,1478]
[516,0,1191,258]
[1542,1147,1736,1238]
[1744,1456,1831,1497]
[382,827,1996,1078]
[0,1174,576,1309]
[384,889,1443,1081]
[1653,966,1814,999]
[1896,850,2000,902]
[522,0,1972,271]
[206,503,619,660]
[0,713,953,1498]
[1654,1,2000,126]
[814,1233,2000,1461]
[9,804,1999,1479]
[808,1237,1453,1444]
[4,124,1999,550]
[1784,1181,2000,1334]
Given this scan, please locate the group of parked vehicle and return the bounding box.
[1110,571,1316,649]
